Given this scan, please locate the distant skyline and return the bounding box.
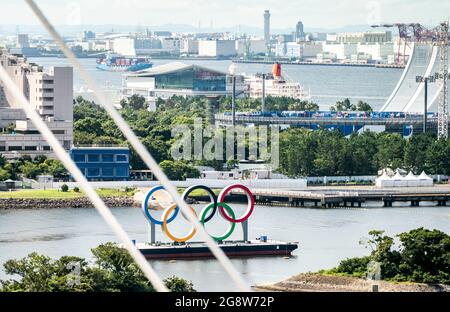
[0,0,448,32]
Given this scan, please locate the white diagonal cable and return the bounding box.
[24,0,250,291]
[0,65,168,292]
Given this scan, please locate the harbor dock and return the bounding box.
[224,186,450,208]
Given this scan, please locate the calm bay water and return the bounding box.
[29,57,402,110]
[0,204,449,291]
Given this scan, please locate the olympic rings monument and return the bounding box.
[135,183,298,259]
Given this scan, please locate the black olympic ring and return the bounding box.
[181,185,217,223]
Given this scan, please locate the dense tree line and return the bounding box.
[219,95,320,112]
[0,243,195,292]
[330,98,373,112]
[0,155,67,181]
[72,95,450,179]
[325,228,450,285]
[279,129,450,177]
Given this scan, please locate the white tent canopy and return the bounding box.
[418,171,433,186]
[376,171,434,188]
[392,172,407,187]
[375,172,393,187]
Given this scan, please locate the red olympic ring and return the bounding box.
[218,184,255,223]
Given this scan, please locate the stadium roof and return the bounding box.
[127,62,227,77]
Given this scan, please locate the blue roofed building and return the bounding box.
[69,146,130,181]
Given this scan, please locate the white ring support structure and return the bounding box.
[24,0,250,292]
[0,65,168,292]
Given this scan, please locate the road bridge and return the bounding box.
[214,113,450,136]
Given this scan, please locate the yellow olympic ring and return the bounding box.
[162,204,197,243]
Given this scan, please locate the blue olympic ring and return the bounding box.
[142,185,179,225]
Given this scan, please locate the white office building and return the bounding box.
[198,40,236,57]
[181,39,199,55]
[235,40,267,55]
[357,42,394,61]
[275,42,323,59]
[161,38,181,52]
[322,43,358,60]
[335,31,392,44]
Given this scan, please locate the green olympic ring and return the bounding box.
[200,202,236,241]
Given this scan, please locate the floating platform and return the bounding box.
[136,240,299,259]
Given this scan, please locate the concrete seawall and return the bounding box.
[0,196,137,210]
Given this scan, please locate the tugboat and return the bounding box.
[96,53,153,72]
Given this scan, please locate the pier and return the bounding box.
[232,59,405,69]
[224,186,450,208]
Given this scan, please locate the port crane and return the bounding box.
[372,22,449,138]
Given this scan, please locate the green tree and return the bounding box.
[425,138,450,174]
[347,131,379,175]
[355,100,373,112]
[121,94,147,110]
[19,162,41,179]
[164,276,196,292]
[404,133,435,173]
[2,163,16,180]
[331,256,371,278]
[0,168,10,181]
[74,117,104,137]
[1,253,92,292]
[0,243,196,292]
[279,128,317,176]
[375,133,405,170]
[0,154,6,167]
[313,130,347,176]
[226,159,239,170]
[160,160,200,181]
[397,228,450,284]
[326,228,450,285]
[331,98,355,111]
[364,230,401,279]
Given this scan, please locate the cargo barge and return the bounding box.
[135,239,299,259]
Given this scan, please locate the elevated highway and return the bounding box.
[214,113,450,136]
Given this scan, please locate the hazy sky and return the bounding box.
[0,0,449,30]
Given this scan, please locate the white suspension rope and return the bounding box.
[0,65,168,292]
[24,0,250,291]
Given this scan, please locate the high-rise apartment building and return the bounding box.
[0,49,73,157]
[17,34,30,48]
[295,21,304,41]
